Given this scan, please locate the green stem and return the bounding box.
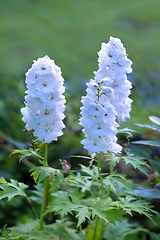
[49,182,53,223]
[43,143,48,166]
[93,154,103,240]
[97,153,103,201]
[40,143,49,228]
[97,222,108,240]
[79,224,85,240]
[92,217,98,240]
[106,185,111,198]
[25,194,39,222]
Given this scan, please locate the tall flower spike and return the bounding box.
[21,55,66,143]
[94,36,133,122]
[80,36,133,154]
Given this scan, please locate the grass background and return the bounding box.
[0,0,160,129]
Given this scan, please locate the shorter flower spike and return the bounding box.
[21,55,66,143]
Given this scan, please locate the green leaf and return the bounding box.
[30,166,64,186]
[103,219,149,240]
[71,154,97,166]
[105,154,121,173]
[91,199,124,224]
[46,220,82,240]
[118,128,137,138]
[75,206,91,227]
[149,116,160,125]
[150,232,160,240]
[118,196,156,221]
[11,148,44,162]
[147,158,160,173]
[68,173,93,192]
[127,188,160,199]
[80,164,99,180]
[46,191,91,227]
[25,228,60,240]
[71,155,96,161]
[46,191,72,217]
[12,219,38,235]
[103,173,134,194]
[132,140,160,147]
[121,154,150,175]
[30,184,43,203]
[0,178,28,201]
[135,123,160,131]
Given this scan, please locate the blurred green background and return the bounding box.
[1,0,160,135]
[0,0,160,228]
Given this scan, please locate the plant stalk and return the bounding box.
[97,153,103,201]
[92,217,98,240]
[25,194,39,222]
[40,143,49,228]
[97,222,108,240]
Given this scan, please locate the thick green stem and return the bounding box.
[40,143,49,228]
[97,153,103,201]
[92,217,98,240]
[97,222,108,240]
[93,154,104,240]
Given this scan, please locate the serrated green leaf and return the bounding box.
[76,206,90,227]
[25,228,59,240]
[132,140,160,147]
[68,174,93,193]
[46,220,82,240]
[103,219,150,240]
[11,219,38,235]
[0,177,7,184]
[103,173,134,194]
[149,116,160,125]
[103,175,117,194]
[105,154,121,173]
[80,164,99,180]
[11,148,44,162]
[46,191,91,226]
[121,154,150,175]
[30,166,64,186]
[91,200,124,224]
[0,178,28,201]
[118,196,156,221]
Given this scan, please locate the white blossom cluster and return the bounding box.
[21,55,66,143]
[80,37,132,154]
[95,36,133,122]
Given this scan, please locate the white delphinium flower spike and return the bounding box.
[80,79,122,154]
[80,36,133,154]
[95,36,133,122]
[21,55,66,143]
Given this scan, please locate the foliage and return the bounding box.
[0,145,157,239]
[0,178,28,201]
[131,116,160,199]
